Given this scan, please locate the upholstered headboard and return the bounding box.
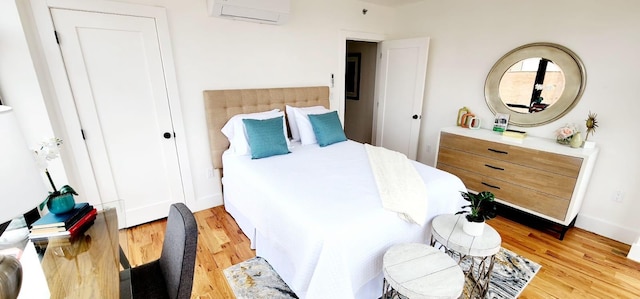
[203,86,330,169]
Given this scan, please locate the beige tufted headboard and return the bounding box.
[203,86,330,169]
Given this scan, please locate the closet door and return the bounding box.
[375,37,430,160]
[51,8,184,227]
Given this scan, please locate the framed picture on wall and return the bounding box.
[345,53,361,100]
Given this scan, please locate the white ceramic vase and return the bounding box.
[463,220,485,236]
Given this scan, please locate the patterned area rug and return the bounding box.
[483,248,541,298]
[224,248,540,299]
[224,256,299,299]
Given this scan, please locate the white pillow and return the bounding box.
[221,109,289,155]
[292,106,331,145]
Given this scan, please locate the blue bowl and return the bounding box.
[47,194,76,214]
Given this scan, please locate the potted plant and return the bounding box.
[456,191,497,236]
[34,138,79,214]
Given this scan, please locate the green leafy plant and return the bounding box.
[34,138,79,210]
[456,191,497,223]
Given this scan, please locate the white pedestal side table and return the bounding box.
[430,214,501,298]
[382,243,464,299]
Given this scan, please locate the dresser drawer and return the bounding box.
[438,164,569,221]
[437,147,576,199]
[440,132,582,178]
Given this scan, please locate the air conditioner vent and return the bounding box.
[207,0,290,25]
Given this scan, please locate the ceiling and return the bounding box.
[360,0,424,7]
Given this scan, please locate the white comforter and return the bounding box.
[222,140,466,299]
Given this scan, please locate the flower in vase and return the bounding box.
[33,138,78,210]
[555,123,579,145]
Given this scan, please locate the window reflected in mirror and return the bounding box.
[485,42,586,127]
[499,58,565,114]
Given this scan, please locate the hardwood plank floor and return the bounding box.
[122,206,640,298]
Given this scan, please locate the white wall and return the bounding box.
[112,0,395,207]
[2,0,395,210]
[0,0,68,193]
[394,0,640,244]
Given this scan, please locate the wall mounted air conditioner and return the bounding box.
[207,0,290,25]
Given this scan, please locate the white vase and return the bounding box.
[463,220,485,236]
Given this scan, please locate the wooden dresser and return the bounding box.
[436,127,599,239]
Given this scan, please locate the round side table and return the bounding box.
[382,243,464,299]
[430,214,501,298]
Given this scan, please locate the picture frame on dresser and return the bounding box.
[435,126,599,240]
[492,113,509,132]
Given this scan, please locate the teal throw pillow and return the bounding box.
[308,111,347,147]
[242,116,290,159]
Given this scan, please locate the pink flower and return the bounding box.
[555,124,578,139]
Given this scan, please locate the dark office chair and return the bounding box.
[120,203,198,299]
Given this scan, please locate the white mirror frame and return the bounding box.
[485,43,586,127]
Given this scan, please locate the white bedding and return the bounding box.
[222,140,466,299]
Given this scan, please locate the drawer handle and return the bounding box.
[481,182,501,190]
[484,164,504,171]
[487,148,508,155]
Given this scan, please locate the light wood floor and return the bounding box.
[121,206,640,298]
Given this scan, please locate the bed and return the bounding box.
[203,86,466,299]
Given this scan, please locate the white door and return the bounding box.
[51,8,184,227]
[375,37,430,160]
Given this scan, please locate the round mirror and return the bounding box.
[485,43,586,127]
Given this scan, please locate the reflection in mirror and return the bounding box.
[485,43,586,127]
[499,58,565,114]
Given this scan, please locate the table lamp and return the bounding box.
[0,106,48,299]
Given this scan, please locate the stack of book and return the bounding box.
[502,129,527,139]
[28,202,97,241]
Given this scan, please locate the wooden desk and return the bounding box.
[37,208,121,298]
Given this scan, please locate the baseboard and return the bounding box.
[575,214,637,245]
[628,241,640,262]
[189,193,223,212]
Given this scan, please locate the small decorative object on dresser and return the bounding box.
[583,111,599,148]
[456,106,471,126]
[492,113,509,132]
[502,129,527,139]
[569,131,583,148]
[555,123,579,145]
[456,191,497,236]
[33,138,78,214]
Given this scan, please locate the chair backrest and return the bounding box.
[159,203,198,299]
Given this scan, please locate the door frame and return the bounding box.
[25,0,195,213]
[339,30,385,145]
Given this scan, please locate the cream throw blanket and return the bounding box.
[364,144,428,225]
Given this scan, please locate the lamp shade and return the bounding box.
[0,106,47,223]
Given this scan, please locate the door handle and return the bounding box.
[412,114,419,119]
[487,148,508,155]
[163,132,172,139]
[481,182,501,190]
[484,164,505,171]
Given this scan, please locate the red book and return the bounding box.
[68,208,97,236]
